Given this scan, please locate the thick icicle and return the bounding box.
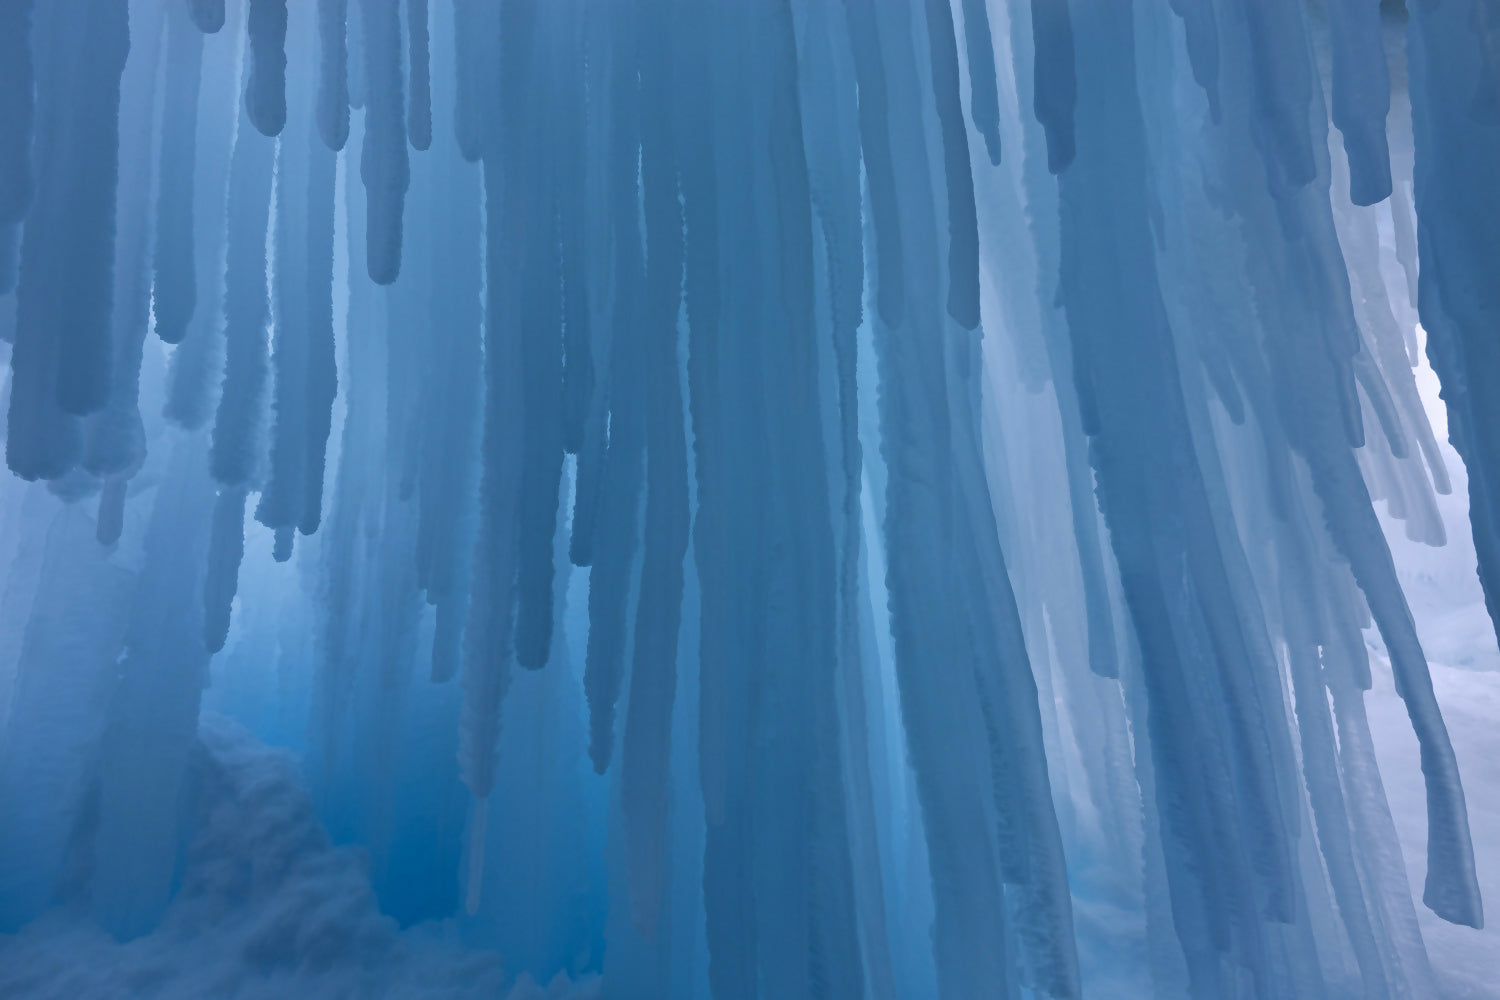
[620,0,689,932]
[153,3,206,346]
[7,1,130,478]
[583,6,646,771]
[0,0,36,227]
[959,0,1002,165]
[91,442,217,937]
[841,0,905,327]
[203,487,247,653]
[209,90,277,490]
[188,0,226,34]
[359,0,410,284]
[1326,0,1393,206]
[164,19,240,432]
[85,0,166,481]
[246,0,289,137]
[300,133,339,534]
[860,4,1013,995]
[1409,0,1500,660]
[512,137,564,670]
[458,0,538,910]
[407,0,433,152]
[921,0,981,331]
[257,12,316,543]
[31,2,129,420]
[1030,0,1077,174]
[316,0,351,151]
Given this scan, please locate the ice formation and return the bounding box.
[0,0,1497,997]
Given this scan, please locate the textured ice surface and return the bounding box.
[0,0,1499,997]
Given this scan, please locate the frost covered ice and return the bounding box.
[1,0,1499,998]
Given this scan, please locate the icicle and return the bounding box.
[0,0,36,227]
[256,147,312,534]
[412,117,482,679]
[258,0,318,543]
[458,0,536,853]
[317,0,350,151]
[1169,0,1221,121]
[841,0,905,327]
[40,2,130,418]
[1242,0,1318,197]
[1326,0,1393,206]
[1408,0,1500,658]
[620,1,689,931]
[359,0,409,285]
[7,0,130,478]
[464,802,488,915]
[451,0,493,162]
[300,134,339,534]
[203,486,248,653]
[407,0,432,152]
[1031,0,1077,174]
[85,0,167,481]
[921,0,980,331]
[584,9,645,770]
[153,2,206,345]
[959,0,1001,165]
[209,91,277,489]
[246,0,289,137]
[0,224,17,296]
[512,86,564,671]
[95,477,126,547]
[91,440,217,937]
[188,0,226,34]
[165,19,240,431]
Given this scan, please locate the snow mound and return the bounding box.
[0,716,600,1000]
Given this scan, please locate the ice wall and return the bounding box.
[0,1,1494,998]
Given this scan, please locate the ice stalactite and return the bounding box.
[1029,0,1076,174]
[411,110,481,682]
[958,0,1002,166]
[153,2,207,347]
[203,486,247,655]
[255,9,317,558]
[841,0,904,328]
[458,0,541,913]
[91,441,217,939]
[922,0,981,331]
[358,0,409,285]
[300,0,341,541]
[208,88,275,492]
[583,2,645,775]
[201,58,276,648]
[1409,0,1500,659]
[316,0,350,151]
[8,0,130,474]
[406,0,433,152]
[618,0,689,936]
[164,12,241,432]
[1326,0,1393,207]
[245,0,288,138]
[189,0,227,36]
[84,0,166,485]
[0,506,135,931]
[0,0,36,229]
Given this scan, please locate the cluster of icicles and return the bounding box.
[0,0,1497,997]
